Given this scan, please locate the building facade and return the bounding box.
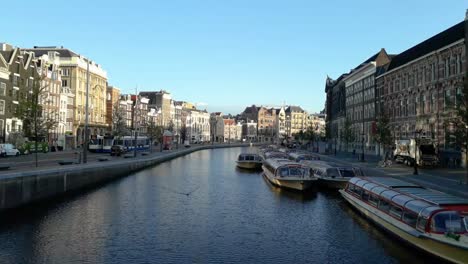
[27,46,108,148]
[379,21,466,165]
[343,49,391,155]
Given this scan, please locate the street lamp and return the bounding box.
[413,129,422,175]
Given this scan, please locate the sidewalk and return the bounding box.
[319,151,468,199]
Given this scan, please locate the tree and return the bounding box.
[112,101,129,137]
[15,73,58,166]
[180,124,187,143]
[147,121,164,146]
[342,118,355,152]
[445,79,468,183]
[7,131,26,150]
[374,113,393,157]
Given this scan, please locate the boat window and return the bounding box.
[289,167,304,176]
[362,191,370,201]
[368,195,379,206]
[239,156,245,161]
[350,185,362,196]
[402,211,417,227]
[353,168,364,176]
[378,199,391,213]
[389,205,403,219]
[416,217,428,231]
[430,211,467,233]
[326,168,340,178]
[279,167,289,177]
[339,169,356,178]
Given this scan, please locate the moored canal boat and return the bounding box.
[289,152,320,162]
[262,158,317,191]
[236,153,263,170]
[340,177,468,264]
[300,160,363,189]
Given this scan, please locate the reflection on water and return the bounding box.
[0,147,433,264]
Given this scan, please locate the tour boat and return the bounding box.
[300,160,363,189]
[262,158,317,191]
[236,153,263,170]
[340,177,468,264]
[263,151,291,160]
[288,152,320,162]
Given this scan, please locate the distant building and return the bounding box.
[139,90,172,127]
[26,46,109,147]
[106,85,120,132]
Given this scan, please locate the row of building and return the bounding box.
[0,43,325,149]
[325,14,467,164]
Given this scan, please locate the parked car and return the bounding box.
[0,144,20,157]
[110,145,127,156]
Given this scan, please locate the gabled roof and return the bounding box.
[0,50,14,64]
[387,21,465,72]
[286,106,304,113]
[24,48,79,58]
[223,119,235,125]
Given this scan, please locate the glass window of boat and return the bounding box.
[402,211,418,227]
[416,217,428,231]
[389,205,403,219]
[239,155,245,161]
[404,200,432,215]
[380,190,400,201]
[362,190,370,201]
[369,194,379,206]
[326,168,340,178]
[378,199,391,213]
[430,211,467,233]
[339,168,356,178]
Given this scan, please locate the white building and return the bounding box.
[186,109,210,143]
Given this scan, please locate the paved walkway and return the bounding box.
[319,151,468,199]
[0,143,248,176]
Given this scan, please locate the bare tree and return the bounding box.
[15,73,58,166]
[112,101,129,137]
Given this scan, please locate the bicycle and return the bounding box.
[378,159,392,168]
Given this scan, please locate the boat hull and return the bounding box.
[318,178,349,189]
[263,173,316,191]
[339,190,468,264]
[236,161,263,170]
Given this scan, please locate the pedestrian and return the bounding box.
[352,149,356,156]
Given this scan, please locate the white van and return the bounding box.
[0,144,20,157]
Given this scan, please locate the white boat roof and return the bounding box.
[350,177,468,206]
[264,158,305,169]
[300,160,353,169]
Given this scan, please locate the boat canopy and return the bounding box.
[404,200,433,215]
[380,190,401,201]
[362,183,379,192]
[348,177,468,215]
[391,194,415,207]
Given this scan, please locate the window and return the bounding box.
[389,205,403,219]
[430,211,466,233]
[378,199,391,212]
[417,217,428,231]
[62,79,68,87]
[368,195,379,206]
[62,69,70,76]
[12,75,18,86]
[444,90,451,110]
[0,100,4,115]
[0,119,3,136]
[0,82,5,96]
[402,211,417,227]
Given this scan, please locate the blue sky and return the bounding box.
[2,1,466,114]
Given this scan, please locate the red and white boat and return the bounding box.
[340,177,468,263]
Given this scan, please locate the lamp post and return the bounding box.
[413,129,422,175]
[83,61,90,163]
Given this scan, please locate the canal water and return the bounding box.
[0,147,434,264]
